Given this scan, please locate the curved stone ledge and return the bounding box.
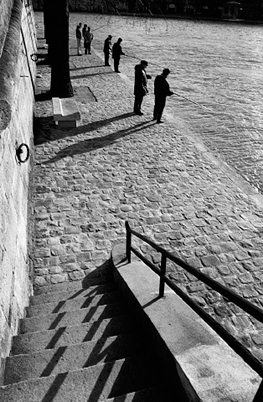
[0,0,22,131]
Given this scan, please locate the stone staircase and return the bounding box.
[0,266,177,401]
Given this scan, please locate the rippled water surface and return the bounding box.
[67,14,263,191]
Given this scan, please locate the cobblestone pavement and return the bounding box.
[33,21,263,362]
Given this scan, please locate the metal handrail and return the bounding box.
[125,220,263,383]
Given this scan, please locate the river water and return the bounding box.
[66,14,263,193]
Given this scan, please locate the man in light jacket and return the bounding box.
[103,35,112,66]
[76,23,82,56]
[133,60,152,115]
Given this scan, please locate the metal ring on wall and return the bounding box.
[30,53,38,62]
[16,143,30,163]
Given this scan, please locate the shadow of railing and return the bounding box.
[41,372,68,402]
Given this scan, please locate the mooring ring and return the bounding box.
[30,53,38,62]
[16,143,30,163]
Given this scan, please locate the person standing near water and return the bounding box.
[133,60,152,115]
[112,38,125,73]
[153,68,173,123]
[103,35,112,66]
[82,24,87,41]
[76,23,82,56]
[84,27,94,55]
[82,24,87,52]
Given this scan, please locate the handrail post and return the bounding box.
[159,253,166,297]
[125,221,131,263]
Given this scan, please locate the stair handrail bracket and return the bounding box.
[125,220,263,398]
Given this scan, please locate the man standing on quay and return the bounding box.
[112,38,125,73]
[133,60,152,115]
[153,68,173,123]
[103,35,112,66]
[76,23,82,55]
[84,27,94,55]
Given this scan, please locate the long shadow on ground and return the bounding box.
[42,120,155,164]
[34,112,138,145]
[71,71,114,80]
[70,65,105,71]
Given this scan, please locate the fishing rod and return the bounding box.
[124,53,164,69]
[93,24,110,32]
[172,92,210,111]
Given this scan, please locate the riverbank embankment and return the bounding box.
[33,12,263,364]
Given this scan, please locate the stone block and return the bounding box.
[52,97,81,128]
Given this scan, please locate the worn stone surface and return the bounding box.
[0,1,36,370]
[33,12,263,361]
[4,332,150,385]
[0,0,12,57]
[0,354,169,402]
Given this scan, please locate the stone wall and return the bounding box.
[0,0,36,380]
[0,0,13,56]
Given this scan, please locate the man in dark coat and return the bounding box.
[84,27,94,55]
[103,35,112,66]
[82,24,87,40]
[133,60,152,115]
[112,38,125,73]
[153,68,173,123]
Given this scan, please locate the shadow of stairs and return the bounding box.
[0,263,176,401]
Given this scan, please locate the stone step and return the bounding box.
[33,275,113,296]
[12,315,135,355]
[5,332,149,385]
[27,290,122,318]
[0,354,165,402]
[30,282,118,305]
[103,385,176,402]
[20,302,127,334]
